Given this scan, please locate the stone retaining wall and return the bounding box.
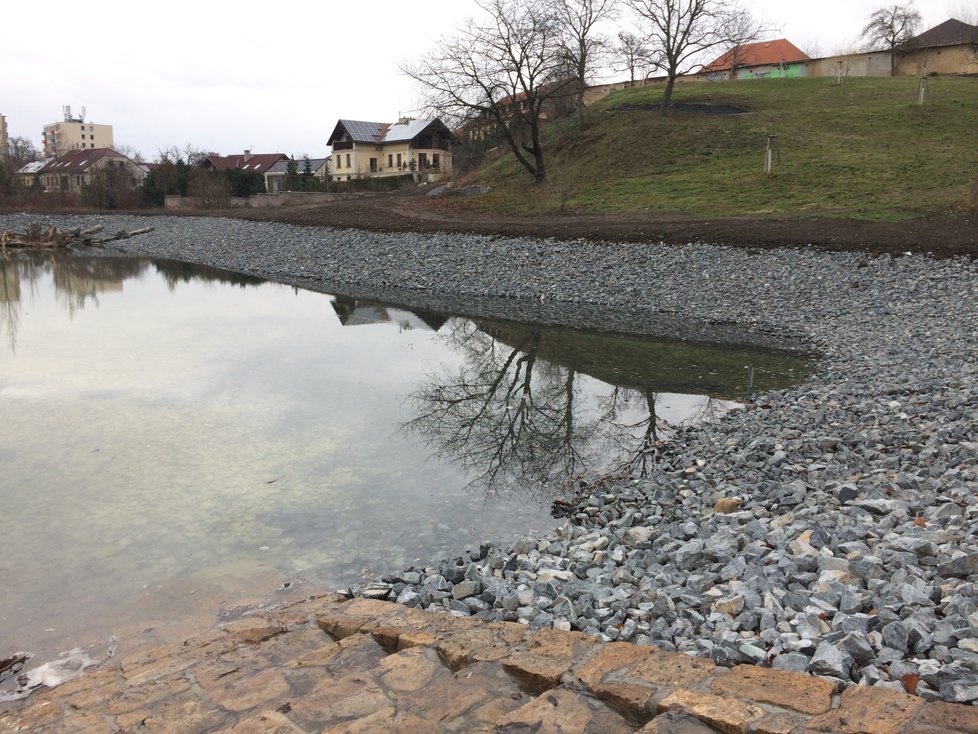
[3,594,976,733]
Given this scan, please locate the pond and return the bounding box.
[0,254,811,683]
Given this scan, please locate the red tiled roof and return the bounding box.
[702,39,810,73]
[40,148,134,174]
[200,153,288,174]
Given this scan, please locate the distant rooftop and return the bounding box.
[703,39,810,72]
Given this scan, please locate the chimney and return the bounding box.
[243,149,252,162]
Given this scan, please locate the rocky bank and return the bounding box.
[2,212,976,704]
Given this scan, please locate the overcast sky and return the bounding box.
[0,0,959,161]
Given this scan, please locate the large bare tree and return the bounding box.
[403,0,575,183]
[625,0,766,114]
[553,0,618,128]
[861,2,922,74]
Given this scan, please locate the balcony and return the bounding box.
[331,141,354,151]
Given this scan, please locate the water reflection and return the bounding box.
[404,317,804,495]
[0,255,263,350]
[0,253,811,678]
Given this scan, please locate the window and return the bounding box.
[396,153,402,167]
[81,134,86,139]
[387,154,393,168]
[345,154,350,168]
[369,158,378,172]
[432,154,440,169]
[418,153,429,169]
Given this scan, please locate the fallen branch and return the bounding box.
[0,223,154,253]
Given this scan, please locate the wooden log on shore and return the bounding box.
[0,223,155,253]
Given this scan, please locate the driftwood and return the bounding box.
[0,223,155,253]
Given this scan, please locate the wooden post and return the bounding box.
[917,60,928,105]
[765,135,779,175]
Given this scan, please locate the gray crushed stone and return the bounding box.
[3,212,977,702]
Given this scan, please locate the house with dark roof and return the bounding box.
[197,151,288,175]
[327,118,457,181]
[264,157,330,193]
[34,148,144,193]
[895,18,978,75]
[701,39,811,80]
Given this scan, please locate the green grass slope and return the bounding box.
[462,76,978,221]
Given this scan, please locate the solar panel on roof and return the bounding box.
[341,120,383,142]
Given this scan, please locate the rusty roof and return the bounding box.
[702,39,810,72]
[904,19,978,50]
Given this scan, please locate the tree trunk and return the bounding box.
[659,73,677,115]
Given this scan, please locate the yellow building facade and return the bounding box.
[43,118,114,157]
[328,118,455,181]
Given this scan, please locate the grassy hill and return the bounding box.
[456,76,978,221]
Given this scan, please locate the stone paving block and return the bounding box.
[503,653,577,693]
[283,639,342,668]
[590,679,661,724]
[221,617,289,645]
[385,659,529,728]
[103,673,192,714]
[120,643,193,687]
[220,709,308,733]
[526,628,603,659]
[318,634,388,680]
[495,686,635,733]
[659,689,765,734]
[0,699,64,730]
[32,708,117,733]
[711,665,836,715]
[116,694,229,733]
[803,685,924,734]
[394,629,439,650]
[914,700,978,733]
[204,667,291,712]
[375,646,446,693]
[318,705,396,734]
[575,641,658,687]
[288,672,391,729]
[753,711,807,734]
[623,650,717,689]
[254,626,334,665]
[436,624,523,670]
[638,711,722,733]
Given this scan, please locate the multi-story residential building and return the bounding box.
[0,113,8,161]
[42,107,113,157]
[327,118,456,181]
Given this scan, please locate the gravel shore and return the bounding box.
[4,213,978,703]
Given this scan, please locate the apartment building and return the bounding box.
[42,107,113,157]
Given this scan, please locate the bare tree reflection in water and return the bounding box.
[403,318,694,499]
[404,319,595,499]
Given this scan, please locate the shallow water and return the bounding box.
[0,254,809,680]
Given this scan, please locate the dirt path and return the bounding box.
[225,191,978,258]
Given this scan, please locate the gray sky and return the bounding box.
[0,0,957,161]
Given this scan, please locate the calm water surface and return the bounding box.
[0,255,809,677]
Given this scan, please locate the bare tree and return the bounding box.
[625,0,766,114]
[113,143,144,162]
[553,0,618,128]
[615,31,659,83]
[861,2,923,74]
[403,0,575,183]
[7,136,38,167]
